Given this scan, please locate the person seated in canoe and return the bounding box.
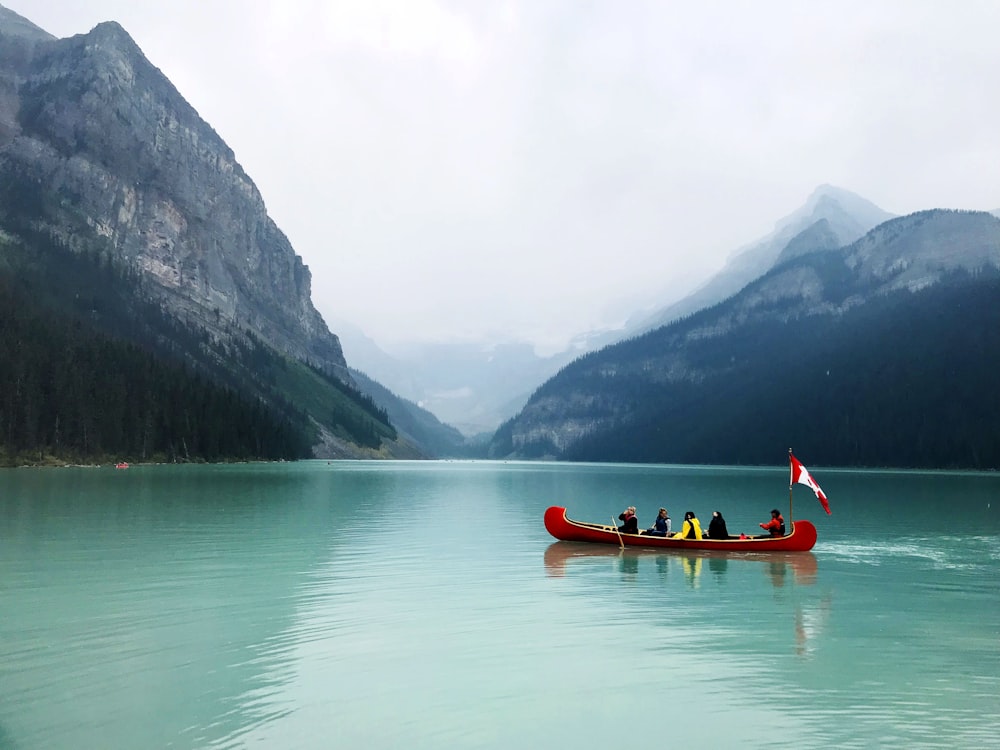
[759,509,786,537]
[617,506,639,534]
[705,510,729,539]
[646,507,671,536]
[672,511,702,540]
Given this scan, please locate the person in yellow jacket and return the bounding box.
[673,511,703,540]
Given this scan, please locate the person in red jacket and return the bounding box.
[760,509,786,537]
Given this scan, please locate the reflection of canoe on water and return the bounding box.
[543,541,633,575]
[543,541,819,584]
[543,541,697,577]
[544,506,817,552]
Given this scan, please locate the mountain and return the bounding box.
[349,369,474,457]
[1,15,345,375]
[0,5,49,43]
[338,186,895,438]
[489,209,1000,470]
[334,319,581,436]
[630,185,895,334]
[0,5,415,461]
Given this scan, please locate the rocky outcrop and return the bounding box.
[0,10,349,381]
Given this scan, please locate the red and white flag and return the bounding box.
[790,453,831,515]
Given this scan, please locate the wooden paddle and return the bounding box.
[611,517,624,549]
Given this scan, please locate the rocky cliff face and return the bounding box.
[0,10,349,380]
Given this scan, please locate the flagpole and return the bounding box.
[788,448,794,526]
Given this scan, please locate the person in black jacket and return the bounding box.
[618,506,639,534]
[706,510,729,539]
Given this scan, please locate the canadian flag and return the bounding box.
[790,453,831,515]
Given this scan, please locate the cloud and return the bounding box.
[6,0,1000,353]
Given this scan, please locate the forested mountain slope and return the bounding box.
[349,369,474,458]
[490,210,1000,469]
[0,5,413,461]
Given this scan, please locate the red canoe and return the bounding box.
[544,506,817,552]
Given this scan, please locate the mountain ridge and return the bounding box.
[489,208,1000,469]
[629,185,895,335]
[341,185,897,435]
[0,5,52,42]
[0,4,425,460]
[1,13,348,380]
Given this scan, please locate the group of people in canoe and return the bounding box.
[617,506,786,540]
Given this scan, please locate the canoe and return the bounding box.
[543,506,817,552]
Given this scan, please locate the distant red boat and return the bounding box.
[543,506,817,552]
[115,462,129,469]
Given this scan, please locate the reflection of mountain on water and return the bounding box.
[0,464,395,750]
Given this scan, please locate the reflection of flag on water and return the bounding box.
[790,453,831,515]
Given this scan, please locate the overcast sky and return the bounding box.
[6,1,1000,354]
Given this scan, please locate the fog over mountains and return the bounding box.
[628,185,896,334]
[488,208,1000,469]
[344,185,899,435]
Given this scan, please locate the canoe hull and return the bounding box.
[544,506,817,552]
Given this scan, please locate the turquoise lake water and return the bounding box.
[1,460,998,749]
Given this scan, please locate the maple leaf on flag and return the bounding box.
[790,453,831,514]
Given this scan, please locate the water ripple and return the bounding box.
[2,462,999,749]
